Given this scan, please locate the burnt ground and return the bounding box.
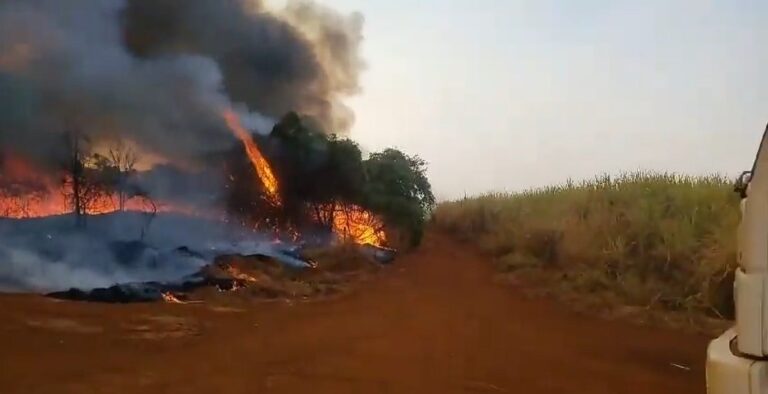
[0,232,710,393]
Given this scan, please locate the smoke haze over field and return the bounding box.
[0,0,364,170]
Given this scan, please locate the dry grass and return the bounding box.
[304,243,380,273]
[434,172,740,320]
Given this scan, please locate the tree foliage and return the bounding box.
[232,113,435,246]
[364,148,435,246]
[268,113,368,228]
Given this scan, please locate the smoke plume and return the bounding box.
[0,0,364,169]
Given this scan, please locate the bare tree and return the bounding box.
[61,131,87,227]
[132,189,157,241]
[310,200,337,229]
[60,131,109,227]
[106,141,137,211]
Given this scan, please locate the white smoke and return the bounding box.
[0,212,308,292]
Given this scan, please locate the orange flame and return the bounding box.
[222,110,281,206]
[161,292,184,303]
[224,264,260,283]
[331,203,387,246]
[0,154,203,219]
[0,154,65,218]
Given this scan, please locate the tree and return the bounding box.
[92,152,157,239]
[364,148,435,247]
[60,131,104,227]
[267,112,367,230]
[87,141,141,212]
[106,141,138,211]
[223,112,435,246]
[131,188,157,241]
[60,132,125,227]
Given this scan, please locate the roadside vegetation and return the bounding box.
[434,173,740,326]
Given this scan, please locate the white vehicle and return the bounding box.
[707,125,768,393]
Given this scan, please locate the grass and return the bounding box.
[433,172,740,320]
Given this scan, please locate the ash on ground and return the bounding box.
[48,243,396,304]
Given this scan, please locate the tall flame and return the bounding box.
[222,110,281,206]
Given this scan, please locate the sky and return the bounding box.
[275,0,768,200]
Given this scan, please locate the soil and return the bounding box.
[0,232,712,393]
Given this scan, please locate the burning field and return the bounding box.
[0,0,433,301]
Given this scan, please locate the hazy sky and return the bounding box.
[278,0,768,199]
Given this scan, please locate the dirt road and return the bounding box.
[0,232,710,393]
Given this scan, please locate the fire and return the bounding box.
[224,265,260,283]
[0,154,64,218]
[331,204,387,247]
[0,153,211,219]
[1,133,388,248]
[161,292,184,303]
[222,110,281,206]
[0,179,166,219]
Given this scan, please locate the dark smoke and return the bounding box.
[0,0,364,170]
[123,0,364,134]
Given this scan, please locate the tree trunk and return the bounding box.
[66,132,86,228]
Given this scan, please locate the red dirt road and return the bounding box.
[0,233,710,393]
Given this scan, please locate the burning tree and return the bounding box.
[2,111,433,247]
[224,112,434,248]
[269,114,367,226]
[225,112,371,240]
